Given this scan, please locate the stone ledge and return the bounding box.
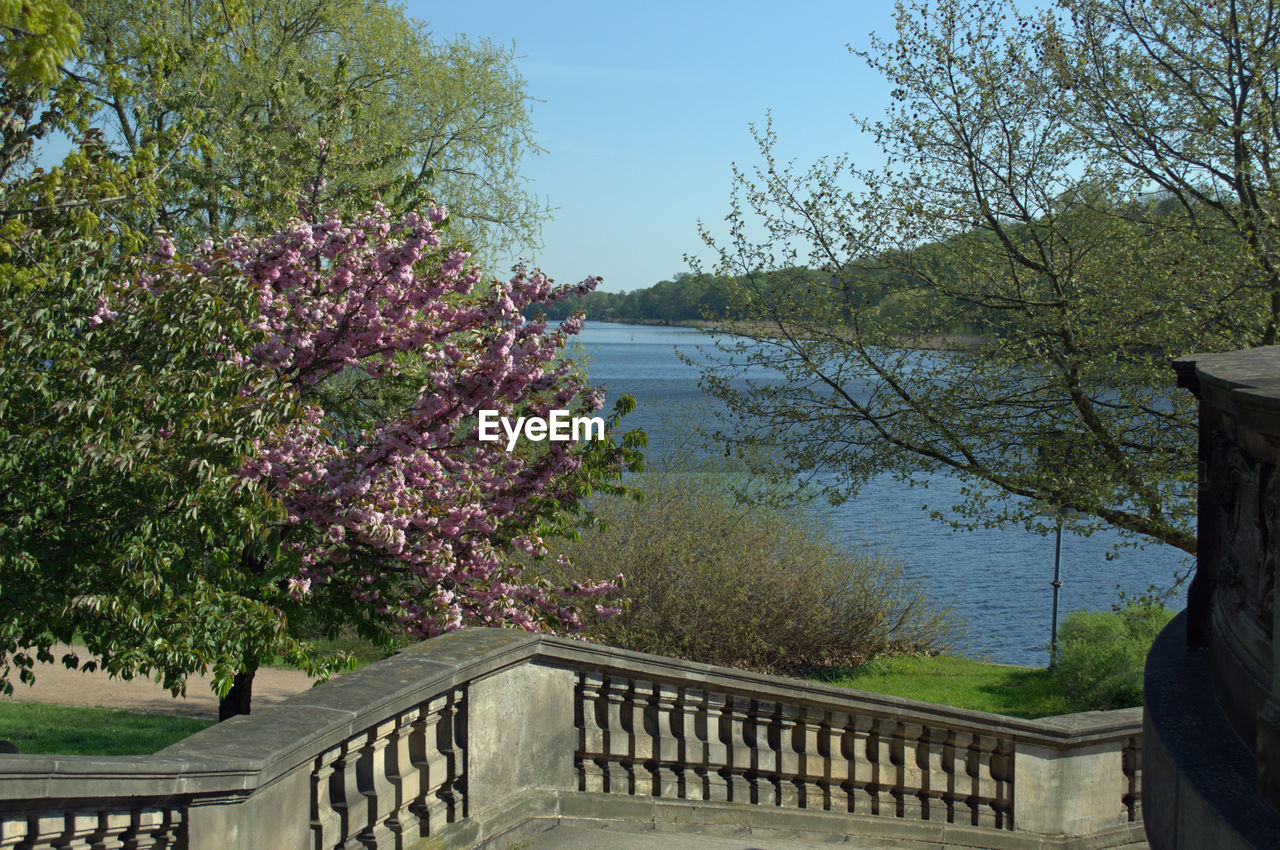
[1173,346,1280,430]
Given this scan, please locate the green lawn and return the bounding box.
[815,654,1080,719]
[0,702,213,756]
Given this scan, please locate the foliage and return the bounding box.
[1,199,642,707]
[74,0,545,257]
[540,460,953,674]
[0,0,81,89]
[691,0,1280,556]
[216,204,641,640]
[534,271,738,324]
[818,655,1075,719]
[1049,602,1173,711]
[0,6,316,698]
[1,2,638,718]
[0,701,213,755]
[1045,0,1280,345]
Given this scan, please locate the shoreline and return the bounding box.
[587,317,986,351]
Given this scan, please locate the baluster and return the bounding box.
[653,682,682,797]
[991,737,1015,829]
[869,716,896,816]
[0,814,27,849]
[29,814,63,847]
[92,812,130,850]
[951,730,976,825]
[39,812,93,849]
[428,689,465,824]
[360,717,397,847]
[704,691,730,801]
[337,735,369,848]
[385,706,423,845]
[578,672,608,793]
[313,745,345,849]
[970,733,999,828]
[603,676,633,793]
[681,688,709,800]
[60,811,97,849]
[410,698,442,832]
[1123,735,1141,821]
[822,710,849,813]
[801,706,828,810]
[631,679,657,794]
[919,725,950,821]
[753,700,781,806]
[721,694,751,802]
[778,703,805,807]
[890,721,921,819]
[129,808,181,850]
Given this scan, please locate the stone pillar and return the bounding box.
[465,660,577,814]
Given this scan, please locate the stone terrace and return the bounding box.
[1,628,1146,849]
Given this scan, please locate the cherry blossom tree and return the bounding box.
[76,203,642,717]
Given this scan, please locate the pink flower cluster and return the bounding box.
[213,205,623,636]
[86,209,625,638]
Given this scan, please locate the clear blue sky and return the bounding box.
[404,1,901,293]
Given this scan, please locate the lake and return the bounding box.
[575,322,1191,667]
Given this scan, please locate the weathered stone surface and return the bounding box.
[467,660,577,812]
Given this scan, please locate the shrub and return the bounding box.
[1050,602,1175,711]
[539,462,954,674]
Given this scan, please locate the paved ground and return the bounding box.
[0,644,316,719]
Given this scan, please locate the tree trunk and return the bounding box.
[218,668,256,721]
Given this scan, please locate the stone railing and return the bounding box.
[1,629,1146,849]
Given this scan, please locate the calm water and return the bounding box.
[576,322,1191,666]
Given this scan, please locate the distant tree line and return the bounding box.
[532,265,924,325]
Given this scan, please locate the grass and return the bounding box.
[0,701,213,756]
[815,654,1080,719]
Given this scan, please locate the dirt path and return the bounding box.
[0,645,317,719]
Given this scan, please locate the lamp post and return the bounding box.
[1037,429,1073,670]
[1050,512,1063,668]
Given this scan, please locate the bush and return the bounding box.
[540,463,954,674]
[1050,602,1175,711]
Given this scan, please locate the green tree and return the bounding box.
[1044,0,1280,344]
[0,4,331,699]
[72,0,545,258]
[693,0,1270,555]
[0,5,637,721]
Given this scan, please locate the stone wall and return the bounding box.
[1,629,1146,849]
[1146,346,1280,848]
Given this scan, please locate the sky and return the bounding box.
[402,1,903,293]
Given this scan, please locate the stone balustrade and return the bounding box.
[1,629,1146,849]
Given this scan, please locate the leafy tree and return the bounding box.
[0,10,641,719]
[72,0,545,258]
[0,2,327,708]
[692,0,1271,555]
[3,194,640,719]
[1044,0,1280,343]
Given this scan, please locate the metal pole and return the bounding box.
[1050,518,1063,668]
